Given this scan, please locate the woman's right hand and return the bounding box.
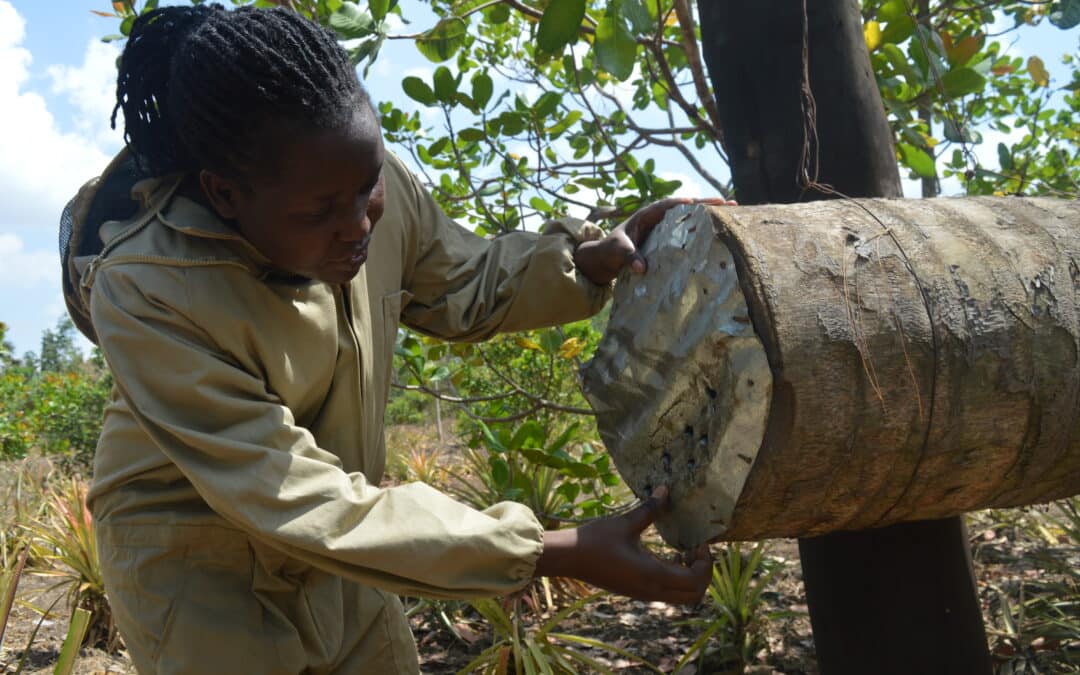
[535,486,712,605]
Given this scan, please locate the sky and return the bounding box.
[0,0,1075,358]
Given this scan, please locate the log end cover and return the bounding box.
[582,205,772,549]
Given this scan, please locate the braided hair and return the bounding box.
[112,4,371,178]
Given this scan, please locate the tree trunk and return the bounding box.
[693,0,994,671]
[697,0,902,204]
[917,0,940,198]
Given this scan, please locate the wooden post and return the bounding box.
[695,0,993,671]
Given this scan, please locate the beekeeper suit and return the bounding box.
[71,151,608,673]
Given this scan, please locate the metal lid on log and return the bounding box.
[581,204,772,549]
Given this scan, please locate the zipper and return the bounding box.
[336,284,364,405]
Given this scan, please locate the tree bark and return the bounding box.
[693,0,992,671]
[917,0,940,198]
[722,196,1080,538]
[697,0,902,204]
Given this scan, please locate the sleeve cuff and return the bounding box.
[541,217,614,310]
[484,501,546,587]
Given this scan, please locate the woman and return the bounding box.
[72,4,715,673]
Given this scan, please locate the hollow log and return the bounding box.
[582,196,1080,549]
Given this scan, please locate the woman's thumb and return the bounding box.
[626,485,669,534]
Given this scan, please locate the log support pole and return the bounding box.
[799,519,992,674]
[695,0,994,670]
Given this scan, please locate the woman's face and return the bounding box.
[201,106,386,285]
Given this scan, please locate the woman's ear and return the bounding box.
[198,169,246,220]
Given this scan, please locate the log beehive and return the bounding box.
[582,197,1080,548]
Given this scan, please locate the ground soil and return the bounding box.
[2,426,1076,673]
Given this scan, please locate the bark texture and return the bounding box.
[583,196,1080,547]
[696,1,991,669]
[697,0,902,204]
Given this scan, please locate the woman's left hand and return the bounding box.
[535,485,713,605]
[574,197,736,286]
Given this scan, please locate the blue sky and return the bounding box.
[0,0,1075,357]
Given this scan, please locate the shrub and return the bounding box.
[384,386,431,425]
[0,327,111,469]
[25,477,116,651]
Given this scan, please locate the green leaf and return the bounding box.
[564,461,599,479]
[623,0,653,34]
[898,143,936,178]
[458,128,486,143]
[998,142,1013,171]
[348,34,385,72]
[909,39,930,78]
[880,16,916,45]
[576,176,608,189]
[529,196,553,212]
[415,17,468,63]
[547,423,579,454]
[509,420,545,451]
[882,44,920,87]
[941,66,986,98]
[329,3,374,40]
[520,447,568,469]
[876,0,908,22]
[369,0,389,20]
[486,3,511,23]
[490,456,510,487]
[401,76,436,106]
[54,608,91,675]
[537,0,586,53]
[472,72,493,108]
[546,109,582,137]
[478,420,508,453]
[428,137,450,156]
[1049,0,1080,29]
[454,92,478,112]
[120,15,135,36]
[539,328,563,354]
[557,482,581,502]
[433,66,457,103]
[577,497,601,512]
[498,111,526,136]
[595,12,636,80]
[533,91,562,119]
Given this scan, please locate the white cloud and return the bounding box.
[660,171,706,199]
[0,1,117,230]
[0,1,120,355]
[47,39,124,149]
[0,233,59,289]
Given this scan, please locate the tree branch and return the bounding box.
[672,0,723,135]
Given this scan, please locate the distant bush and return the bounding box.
[0,319,111,469]
[384,386,431,426]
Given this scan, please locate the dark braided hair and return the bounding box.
[112,4,371,178]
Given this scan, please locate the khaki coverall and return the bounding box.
[77,152,609,673]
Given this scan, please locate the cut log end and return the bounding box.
[581,205,772,549]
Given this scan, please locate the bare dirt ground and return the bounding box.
[2,425,1076,673]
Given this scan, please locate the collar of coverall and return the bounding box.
[129,173,277,274]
